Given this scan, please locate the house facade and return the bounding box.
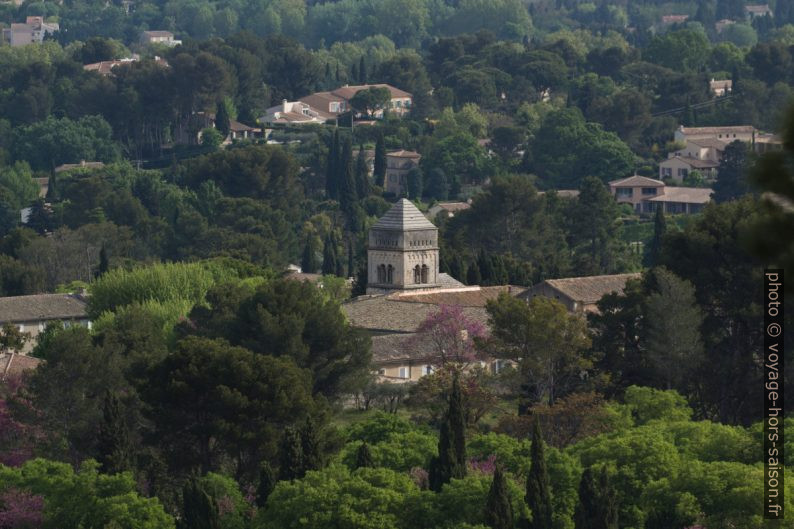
[2,17,58,46]
[0,293,90,354]
[674,125,755,144]
[384,150,421,195]
[609,175,666,210]
[658,156,719,181]
[609,175,712,214]
[140,30,181,46]
[299,84,413,118]
[709,79,732,97]
[261,100,332,126]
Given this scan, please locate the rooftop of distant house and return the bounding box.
[54,161,105,173]
[687,138,729,149]
[646,187,713,205]
[386,150,421,158]
[142,30,174,38]
[0,293,87,324]
[745,4,772,15]
[661,14,689,23]
[1,352,41,381]
[524,273,641,305]
[609,175,665,187]
[678,125,755,135]
[665,156,720,169]
[331,84,412,100]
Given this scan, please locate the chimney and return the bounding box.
[282,99,288,113]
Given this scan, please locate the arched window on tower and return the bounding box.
[377,264,386,284]
[421,264,429,283]
[414,265,421,284]
[387,264,394,284]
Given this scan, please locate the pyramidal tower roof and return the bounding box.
[372,199,437,231]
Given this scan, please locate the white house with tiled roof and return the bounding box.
[609,175,712,214]
[0,294,89,354]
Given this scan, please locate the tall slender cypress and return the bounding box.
[359,56,367,83]
[374,132,387,187]
[97,391,132,474]
[322,234,337,276]
[647,206,666,267]
[256,461,276,508]
[356,144,371,198]
[355,442,374,469]
[339,137,357,211]
[300,416,323,474]
[326,129,340,199]
[301,237,319,274]
[429,372,467,491]
[526,420,553,529]
[182,479,220,529]
[574,466,618,529]
[279,426,305,481]
[485,465,514,529]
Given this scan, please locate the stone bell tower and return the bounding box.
[367,199,440,294]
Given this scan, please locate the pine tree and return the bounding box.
[374,132,387,187]
[322,234,338,276]
[300,416,323,474]
[215,100,231,140]
[326,129,340,199]
[355,442,374,469]
[347,243,355,278]
[484,465,514,529]
[574,467,618,529]
[301,237,319,274]
[355,145,371,198]
[647,206,666,267]
[526,420,553,529]
[255,461,276,508]
[359,56,367,83]
[97,391,132,474]
[340,137,357,211]
[278,427,305,481]
[429,372,467,492]
[182,479,220,529]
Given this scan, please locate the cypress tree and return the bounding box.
[485,465,514,529]
[574,466,618,529]
[351,62,359,84]
[347,243,355,278]
[97,391,132,474]
[301,237,319,274]
[647,206,666,267]
[467,260,482,285]
[426,168,449,200]
[359,56,367,83]
[478,249,494,285]
[97,244,109,278]
[374,132,387,187]
[526,420,553,529]
[278,427,305,481]
[326,129,340,199]
[215,100,231,140]
[355,442,374,469]
[300,416,323,474]
[255,461,276,508]
[340,137,357,211]
[355,145,371,198]
[182,479,220,529]
[429,372,467,492]
[322,234,337,276]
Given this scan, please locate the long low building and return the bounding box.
[520,273,641,314]
[0,293,90,354]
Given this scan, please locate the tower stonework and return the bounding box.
[367,199,440,294]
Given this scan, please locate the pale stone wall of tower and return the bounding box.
[366,201,440,293]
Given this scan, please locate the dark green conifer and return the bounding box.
[182,479,220,529]
[300,416,323,474]
[359,56,367,83]
[647,206,666,267]
[340,137,357,211]
[301,237,319,274]
[526,420,553,529]
[467,260,482,285]
[374,132,387,187]
[215,100,231,140]
[574,466,619,529]
[355,442,374,469]
[255,461,276,508]
[429,372,467,491]
[355,145,371,198]
[97,390,132,474]
[326,129,340,199]
[484,465,514,529]
[278,427,305,481]
[322,234,337,276]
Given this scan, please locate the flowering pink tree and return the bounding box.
[0,488,44,528]
[413,305,487,367]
